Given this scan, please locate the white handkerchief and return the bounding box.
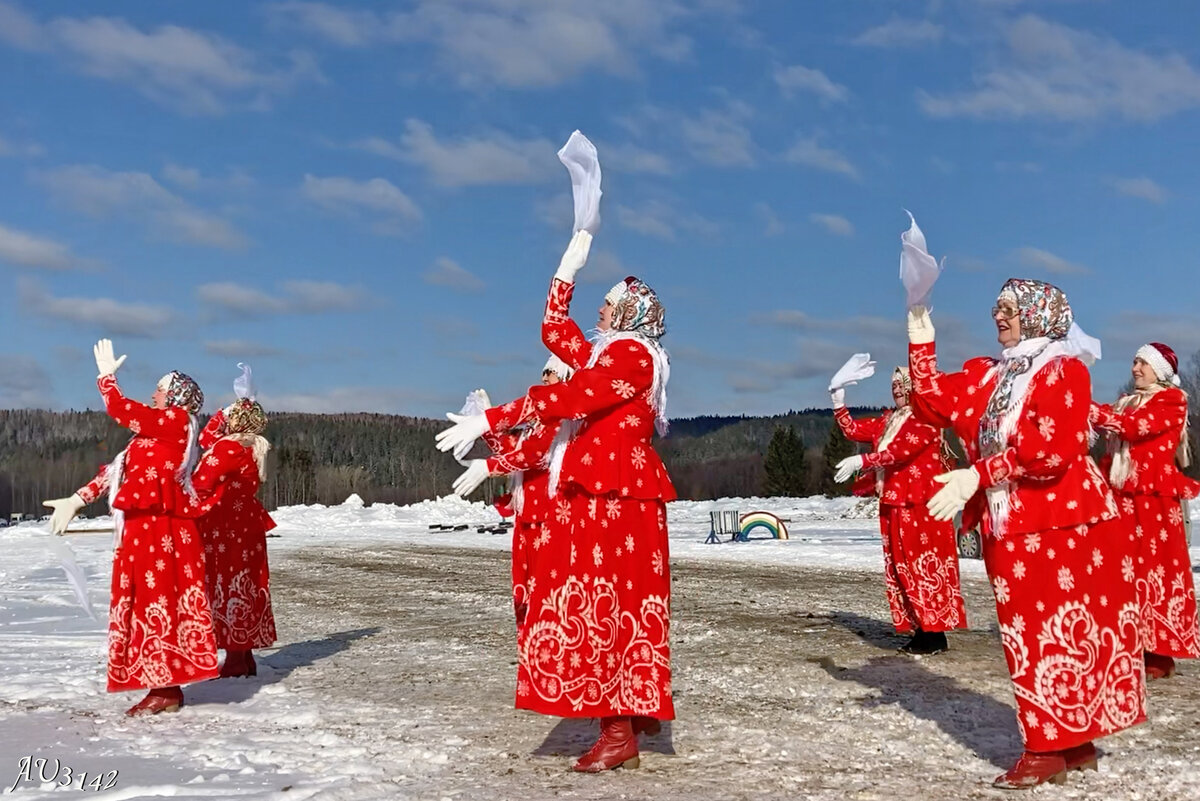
[829,353,876,392]
[900,210,943,310]
[558,130,602,234]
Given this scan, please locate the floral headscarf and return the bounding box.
[996,278,1073,341]
[158,371,204,415]
[892,366,912,397]
[604,276,666,339]
[225,398,268,435]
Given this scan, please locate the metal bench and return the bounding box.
[705,510,741,544]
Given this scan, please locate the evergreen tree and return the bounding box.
[763,425,807,496]
[818,420,857,497]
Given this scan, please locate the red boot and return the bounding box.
[125,686,184,717]
[220,650,257,678]
[1145,652,1176,680]
[632,716,662,737]
[572,717,639,773]
[1062,742,1098,772]
[993,751,1068,789]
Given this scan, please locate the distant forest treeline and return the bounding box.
[4,357,1199,520]
[1,408,872,518]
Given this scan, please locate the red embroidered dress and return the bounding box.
[482,420,559,626]
[909,342,1145,751]
[190,411,277,651]
[480,278,676,720]
[835,407,966,633]
[1095,387,1200,658]
[75,376,219,692]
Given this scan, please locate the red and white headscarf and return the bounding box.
[1136,342,1181,387]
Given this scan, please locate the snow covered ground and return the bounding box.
[2,495,1199,799]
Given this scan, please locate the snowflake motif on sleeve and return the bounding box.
[612,379,636,399]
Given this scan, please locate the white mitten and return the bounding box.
[830,387,846,409]
[834,455,865,483]
[927,467,980,521]
[93,339,127,378]
[452,459,492,497]
[907,305,935,345]
[435,413,490,456]
[553,229,593,284]
[43,494,87,535]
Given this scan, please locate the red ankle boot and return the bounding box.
[1145,652,1176,680]
[632,716,661,737]
[572,717,639,773]
[125,686,184,717]
[993,751,1068,789]
[1062,742,1098,772]
[220,650,257,678]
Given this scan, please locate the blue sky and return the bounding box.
[2,0,1199,418]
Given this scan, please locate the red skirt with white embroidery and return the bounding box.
[879,505,966,633]
[107,511,220,691]
[200,502,277,651]
[982,521,1145,751]
[515,490,674,720]
[1116,492,1199,658]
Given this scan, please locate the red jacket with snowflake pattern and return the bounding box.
[908,342,1116,537]
[835,407,950,507]
[1094,387,1200,500]
[76,375,195,514]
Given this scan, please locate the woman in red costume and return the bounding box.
[43,339,219,715]
[475,355,573,628]
[906,280,1144,789]
[191,366,277,679]
[1093,342,1200,680]
[439,231,674,773]
[831,366,966,654]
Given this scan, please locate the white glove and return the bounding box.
[834,455,865,483]
[452,459,492,497]
[830,387,846,409]
[435,413,490,456]
[93,339,127,378]
[907,305,935,346]
[43,494,87,535]
[927,467,980,521]
[553,229,593,284]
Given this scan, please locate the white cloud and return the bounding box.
[270,0,716,89]
[35,164,247,249]
[0,133,44,158]
[301,174,422,233]
[203,339,288,358]
[258,385,445,414]
[774,64,849,103]
[679,104,755,167]
[161,163,255,192]
[18,278,176,338]
[424,257,485,293]
[358,120,558,187]
[809,214,854,237]
[196,279,369,316]
[0,223,85,269]
[783,137,860,180]
[1014,246,1090,276]
[919,15,1200,122]
[0,2,320,115]
[0,354,55,408]
[852,18,943,48]
[615,199,719,241]
[602,143,673,175]
[1110,176,1167,204]
[755,203,785,236]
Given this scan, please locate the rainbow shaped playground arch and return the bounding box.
[739,511,788,540]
